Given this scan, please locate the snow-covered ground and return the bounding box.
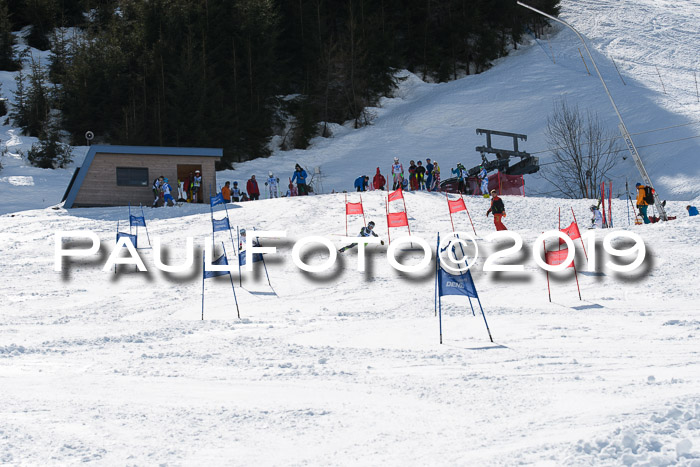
[1,192,699,464]
[1,0,700,464]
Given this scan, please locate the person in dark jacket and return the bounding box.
[408,160,417,190]
[425,158,434,192]
[354,175,369,192]
[415,161,426,190]
[486,189,507,230]
[339,221,384,252]
[291,164,309,195]
[247,175,260,200]
[373,168,386,191]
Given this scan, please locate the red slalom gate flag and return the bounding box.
[346,202,364,215]
[387,211,409,228]
[388,188,404,202]
[545,249,574,268]
[558,221,581,244]
[447,197,467,214]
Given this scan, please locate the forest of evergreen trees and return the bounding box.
[1,0,560,167]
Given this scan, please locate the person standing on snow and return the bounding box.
[425,158,434,192]
[152,176,163,207]
[354,175,369,192]
[265,172,280,198]
[635,182,652,224]
[192,170,202,203]
[222,181,232,203]
[479,165,489,197]
[391,157,404,190]
[486,189,507,230]
[161,178,175,206]
[416,161,426,190]
[408,160,418,190]
[292,164,308,196]
[247,175,261,201]
[452,163,466,194]
[231,182,241,202]
[373,168,386,191]
[339,221,385,252]
[590,205,603,228]
[431,161,441,191]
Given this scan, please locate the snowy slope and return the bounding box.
[1,0,700,216]
[1,193,699,464]
[1,1,700,464]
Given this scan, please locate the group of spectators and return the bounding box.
[219,164,311,203]
[152,170,201,207]
[354,157,442,192]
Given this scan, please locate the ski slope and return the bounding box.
[1,192,699,464]
[1,0,700,464]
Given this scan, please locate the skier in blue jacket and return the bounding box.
[354,175,369,192]
[291,164,309,196]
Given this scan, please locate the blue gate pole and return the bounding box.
[201,251,206,320]
[476,296,493,343]
[222,243,240,319]
[140,205,151,247]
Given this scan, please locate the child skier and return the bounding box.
[416,161,426,190]
[192,170,202,203]
[266,172,279,198]
[152,176,163,207]
[590,205,603,228]
[231,182,241,202]
[431,161,441,191]
[339,221,384,252]
[479,165,489,197]
[162,178,174,206]
[391,157,404,190]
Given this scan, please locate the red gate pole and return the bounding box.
[446,193,456,232]
[544,240,551,302]
[462,194,477,236]
[386,195,391,246]
[572,259,582,300]
[360,193,367,227]
[570,207,588,260]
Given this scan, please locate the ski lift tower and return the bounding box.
[468,128,539,177]
[517,2,668,221]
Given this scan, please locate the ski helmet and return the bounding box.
[590,205,597,211]
[240,228,246,235]
[394,157,399,162]
[368,221,375,228]
[269,171,273,177]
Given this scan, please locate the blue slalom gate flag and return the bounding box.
[438,267,478,298]
[203,253,230,279]
[116,231,137,246]
[129,215,146,227]
[212,217,231,233]
[238,250,263,266]
[210,193,224,207]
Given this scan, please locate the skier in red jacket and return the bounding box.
[247,175,260,201]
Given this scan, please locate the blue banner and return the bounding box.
[116,231,137,246]
[438,267,478,298]
[204,253,230,279]
[129,215,146,227]
[212,217,231,232]
[210,193,224,207]
[238,250,263,266]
